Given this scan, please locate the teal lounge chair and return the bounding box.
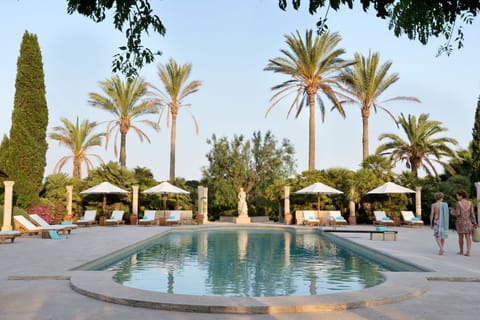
[77,210,97,226]
[48,230,68,240]
[373,211,394,226]
[139,210,156,226]
[328,211,347,226]
[105,210,125,226]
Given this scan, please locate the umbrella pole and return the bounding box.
[317,193,321,226]
[389,195,392,214]
[163,193,167,219]
[103,193,107,215]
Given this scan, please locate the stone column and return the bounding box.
[66,185,73,216]
[475,182,480,224]
[198,186,208,224]
[348,187,356,225]
[283,186,290,223]
[2,181,15,231]
[415,186,422,218]
[132,185,139,216]
[201,186,208,224]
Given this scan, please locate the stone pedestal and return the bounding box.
[198,186,208,224]
[132,185,139,216]
[2,181,15,231]
[348,215,356,225]
[235,216,251,224]
[415,186,422,218]
[66,185,73,217]
[283,186,290,223]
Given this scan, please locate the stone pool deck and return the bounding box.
[0,223,479,319]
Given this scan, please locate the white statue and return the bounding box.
[238,187,248,217]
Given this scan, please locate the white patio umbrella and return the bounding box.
[80,182,129,213]
[143,181,189,211]
[367,182,415,212]
[367,182,415,195]
[295,182,343,211]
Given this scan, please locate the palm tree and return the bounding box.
[339,51,420,160]
[152,58,202,182]
[88,75,159,167]
[264,30,353,171]
[361,154,394,181]
[376,113,458,177]
[49,117,104,179]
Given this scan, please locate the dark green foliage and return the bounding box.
[0,135,9,174]
[201,131,296,220]
[279,1,479,55]
[83,161,136,214]
[7,31,49,208]
[43,173,84,219]
[67,0,165,77]
[81,162,196,216]
[471,96,480,187]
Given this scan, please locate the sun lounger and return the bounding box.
[105,210,125,226]
[166,211,181,225]
[77,210,97,226]
[0,231,21,244]
[14,215,61,238]
[373,211,394,226]
[328,210,347,226]
[48,230,68,240]
[139,210,156,226]
[401,211,424,227]
[303,211,320,226]
[29,214,77,234]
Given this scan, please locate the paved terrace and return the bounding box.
[0,223,479,320]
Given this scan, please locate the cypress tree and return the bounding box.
[6,31,49,208]
[471,96,480,188]
[0,135,9,173]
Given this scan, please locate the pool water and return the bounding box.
[105,228,391,297]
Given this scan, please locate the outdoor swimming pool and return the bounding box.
[98,227,422,297]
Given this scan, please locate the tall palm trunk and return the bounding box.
[120,132,127,167]
[169,113,177,182]
[308,93,316,170]
[361,107,371,160]
[410,158,421,177]
[73,157,81,179]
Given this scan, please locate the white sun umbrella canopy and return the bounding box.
[80,182,129,213]
[143,181,189,211]
[367,182,415,194]
[295,182,343,211]
[367,182,415,214]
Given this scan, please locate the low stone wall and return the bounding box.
[219,216,271,223]
[250,216,271,223]
[219,216,235,223]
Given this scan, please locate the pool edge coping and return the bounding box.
[70,270,429,314]
[69,224,431,314]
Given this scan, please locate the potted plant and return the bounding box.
[284,212,293,225]
[129,212,137,225]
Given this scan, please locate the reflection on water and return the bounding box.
[107,228,385,297]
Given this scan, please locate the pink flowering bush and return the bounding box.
[28,204,54,224]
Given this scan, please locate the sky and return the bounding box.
[1,0,479,182]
